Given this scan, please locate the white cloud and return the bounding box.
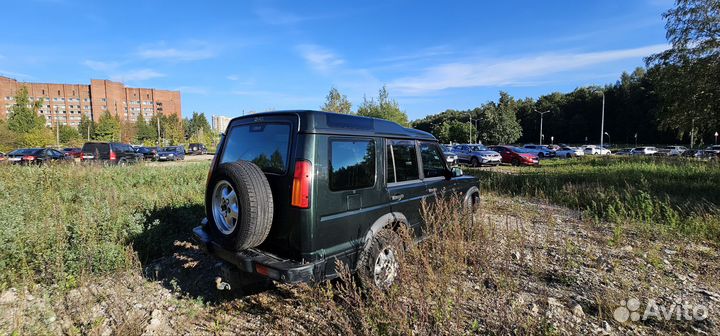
[388,44,669,94]
[297,44,345,73]
[110,69,165,82]
[175,86,208,95]
[83,60,120,72]
[254,7,309,25]
[226,74,240,81]
[136,41,217,61]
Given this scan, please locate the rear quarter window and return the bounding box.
[329,139,376,191]
[220,123,291,174]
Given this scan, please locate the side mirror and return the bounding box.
[451,167,463,178]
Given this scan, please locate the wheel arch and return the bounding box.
[363,212,409,245]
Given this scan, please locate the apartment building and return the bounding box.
[212,115,232,133]
[0,76,181,127]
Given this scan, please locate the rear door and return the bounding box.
[314,136,388,261]
[386,139,426,235]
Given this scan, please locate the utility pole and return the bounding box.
[55,106,60,148]
[469,115,473,143]
[535,110,551,145]
[157,114,161,147]
[690,118,695,149]
[599,91,605,150]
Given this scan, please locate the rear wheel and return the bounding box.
[206,161,274,251]
[357,229,403,290]
[566,153,571,158]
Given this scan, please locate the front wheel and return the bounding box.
[357,229,404,290]
[470,157,480,167]
[512,157,520,166]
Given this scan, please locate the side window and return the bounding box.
[387,139,420,183]
[420,142,447,178]
[329,139,375,191]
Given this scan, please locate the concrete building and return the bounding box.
[212,115,232,133]
[0,76,181,128]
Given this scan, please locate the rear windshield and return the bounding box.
[82,143,109,155]
[10,148,38,155]
[220,123,291,174]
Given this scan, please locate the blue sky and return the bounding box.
[1,0,673,121]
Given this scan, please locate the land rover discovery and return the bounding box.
[193,110,480,289]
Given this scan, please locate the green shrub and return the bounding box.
[0,163,209,290]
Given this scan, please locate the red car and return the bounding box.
[62,147,82,158]
[488,145,539,166]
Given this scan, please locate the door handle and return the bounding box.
[391,194,404,201]
[427,188,437,193]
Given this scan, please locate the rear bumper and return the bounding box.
[192,219,320,284]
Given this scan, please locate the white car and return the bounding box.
[555,146,584,158]
[705,145,720,155]
[582,145,611,155]
[630,147,659,155]
[659,146,688,156]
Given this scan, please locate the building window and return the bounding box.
[101,98,107,102]
[42,89,45,95]
[57,90,61,95]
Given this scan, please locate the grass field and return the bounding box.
[1,158,719,334]
[469,156,720,241]
[0,162,209,290]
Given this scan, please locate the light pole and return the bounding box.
[593,89,606,150]
[715,131,718,145]
[604,132,610,145]
[536,110,551,145]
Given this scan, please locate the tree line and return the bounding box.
[323,0,719,147]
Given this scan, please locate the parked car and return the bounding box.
[188,143,208,155]
[443,150,458,166]
[192,110,480,290]
[487,145,540,166]
[135,146,159,160]
[0,151,5,163]
[522,144,555,158]
[658,146,688,156]
[62,147,82,159]
[14,148,73,165]
[582,145,611,155]
[6,148,37,164]
[555,146,584,158]
[614,148,632,156]
[705,145,720,155]
[81,142,142,165]
[452,144,502,166]
[157,146,186,161]
[629,147,659,156]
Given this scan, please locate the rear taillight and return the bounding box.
[80,152,85,161]
[291,160,312,209]
[109,150,117,161]
[22,155,36,161]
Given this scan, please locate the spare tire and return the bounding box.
[206,161,274,251]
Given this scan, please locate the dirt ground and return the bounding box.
[1,195,718,335]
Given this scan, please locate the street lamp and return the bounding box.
[593,89,606,150]
[715,131,718,145]
[550,136,554,144]
[535,110,551,145]
[604,132,610,145]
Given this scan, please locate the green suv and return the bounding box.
[193,110,479,288]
